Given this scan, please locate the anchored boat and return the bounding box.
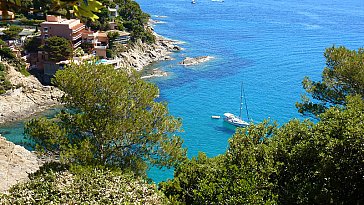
[223,82,250,127]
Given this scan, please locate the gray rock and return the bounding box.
[0,135,41,193]
[179,56,214,66]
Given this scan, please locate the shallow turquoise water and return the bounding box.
[1,0,363,183]
[139,0,364,182]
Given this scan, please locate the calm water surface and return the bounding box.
[1,0,363,183]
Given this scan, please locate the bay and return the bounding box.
[138,0,364,182]
[1,0,363,184]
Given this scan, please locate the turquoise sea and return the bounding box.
[139,0,364,182]
[1,0,363,183]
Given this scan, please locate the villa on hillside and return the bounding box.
[40,15,85,48]
[33,15,131,83]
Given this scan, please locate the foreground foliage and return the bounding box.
[0,63,11,94]
[161,96,364,204]
[25,62,186,175]
[296,46,364,116]
[0,0,103,21]
[0,163,169,205]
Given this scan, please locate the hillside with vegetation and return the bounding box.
[1,163,169,204]
[0,1,363,204]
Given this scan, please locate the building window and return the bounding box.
[44,34,48,39]
[43,27,48,32]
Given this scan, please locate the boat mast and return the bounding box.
[239,82,243,119]
[240,81,250,120]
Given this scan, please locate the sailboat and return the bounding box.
[223,82,250,127]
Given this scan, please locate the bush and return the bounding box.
[19,18,44,26]
[19,65,30,77]
[161,96,364,204]
[0,163,170,204]
[0,63,12,94]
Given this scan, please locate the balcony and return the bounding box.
[72,33,82,41]
[73,41,81,48]
[94,45,107,50]
[94,42,108,50]
[72,24,85,34]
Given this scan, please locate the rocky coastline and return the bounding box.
[117,32,182,72]
[0,31,182,193]
[0,64,63,124]
[0,32,181,125]
[0,135,42,193]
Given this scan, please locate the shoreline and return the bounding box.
[0,29,181,193]
[0,32,182,125]
[0,63,63,124]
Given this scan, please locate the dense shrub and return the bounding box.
[0,163,169,204]
[0,63,11,94]
[161,96,364,204]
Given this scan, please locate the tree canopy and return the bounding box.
[161,95,364,204]
[43,36,73,62]
[0,0,103,21]
[25,62,186,174]
[1,25,22,40]
[24,37,42,53]
[296,46,364,116]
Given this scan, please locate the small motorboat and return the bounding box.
[211,115,221,119]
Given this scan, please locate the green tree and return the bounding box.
[0,39,15,60]
[24,37,42,53]
[296,46,364,117]
[2,25,22,40]
[276,95,364,204]
[0,62,11,94]
[0,0,103,21]
[25,62,186,174]
[43,36,72,62]
[73,47,84,57]
[161,96,364,204]
[161,121,279,205]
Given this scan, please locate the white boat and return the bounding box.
[223,113,249,127]
[211,115,221,119]
[191,0,196,4]
[223,82,250,127]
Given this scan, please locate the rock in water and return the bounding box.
[179,56,214,66]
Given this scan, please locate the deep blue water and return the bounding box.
[1,0,363,183]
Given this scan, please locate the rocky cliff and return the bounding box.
[0,33,180,124]
[117,33,182,71]
[0,135,41,193]
[0,64,63,124]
